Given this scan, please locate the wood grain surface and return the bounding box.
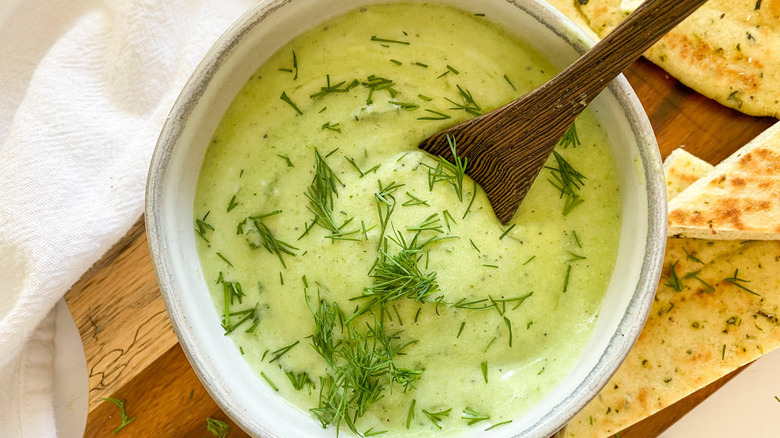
[64,58,776,438]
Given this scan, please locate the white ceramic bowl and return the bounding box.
[146,0,667,436]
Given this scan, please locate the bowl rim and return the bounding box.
[145,0,667,436]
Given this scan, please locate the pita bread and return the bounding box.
[663,148,713,200]
[550,0,780,118]
[668,121,780,240]
[542,0,600,41]
[564,149,780,438]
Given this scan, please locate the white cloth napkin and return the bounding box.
[0,0,255,435]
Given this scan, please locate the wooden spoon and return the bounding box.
[418,0,708,224]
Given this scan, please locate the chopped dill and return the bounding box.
[485,420,512,431]
[363,75,399,105]
[442,209,456,231]
[310,75,359,99]
[101,397,136,434]
[244,216,298,267]
[457,321,466,338]
[374,180,404,245]
[462,407,490,425]
[469,239,480,252]
[417,109,451,120]
[503,74,516,90]
[277,154,294,167]
[280,91,303,115]
[664,261,684,292]
[322,122,342,133]
[407,214,443,233]
[422,408,451,429]
[417,94,433,101]
[216,252,233,268]
[724,269,760,296]
[558,123,581,148]
[371,35,410,45]
[523,255,536,265]
[546,151,586,216]
[227,193,239,212]
[302,149,359,240]
[563,265,572,293]
[445,85,481,116]
[270,340,300,363]
[414,62,428,68]
[261,371,279,391]
[206,418,230,438]
[390,59,402,66]
[462,180,478,219]
[406,399,417,429]
[423,135,467,200]
[446,65,460,75]
[685,270,715,292]
[499,224,516,240]
[284,370,315,394]
[481,361,488,383]
[389,100,420,110]
[402,192,430,207]
[195,213,214,243]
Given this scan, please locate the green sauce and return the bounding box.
[194,3,621,435]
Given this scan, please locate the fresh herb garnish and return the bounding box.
[546,151,586,215]
[423,135,467,200]
[101,397,136,434]
[216,252,233,268]
[302,149,359,240]
[371,35,410,45]
[485,420,512,431]
[261,371,279,391]
[503,74,516,90]
[445,85,481,116]
[206,417,230,438]
[685,270,715,292]
[417,109,451,120]
[270,340,300,363]
[195,212,214,243]
[462,181,477,219]
[481,361,488,383]
[665,261,684,292]
[389,100,420,110]
[285,370,315,393]
[277,154,294,167]
[499,224,516,240]
[322,122,342,133]
[244,216,298,267]
[406,399,417,429]
[227,193,239,212]
[363,75,399,105]
[422,408,451,429]
[403,192,430,207]
[280,91,303,115]
[311,75,360,99]
[724,269,760,296]
[462,407,490,425]
[558,123,581,148]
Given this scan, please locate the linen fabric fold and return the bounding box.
[0,0,255,435]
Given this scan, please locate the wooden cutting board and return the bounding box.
[65,58,776,437]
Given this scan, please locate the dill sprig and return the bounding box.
[406,213,443,233]
[417,109,451,121]
[559,123,581,148]
[724,269,760,296]
[206,418,230,438]
[445,85,481,116]
[363,75,399,105]
[370,35,410,45]
[270,340,300,363]
[374,180,404,246]
[422,408,451,429]
[323,122,342,133]
[422,135,467,201]
[546,151,586,216]
[389,100,420,110]
[285,370,316,394]
[353,229,447,317]
[280,91,303,115]
[462,407,490,425]
[101,397,136,434]
[402,192,429,207]
[344,156,380,178]
[310,75,359,99]
[195,211,214,242]
[664,261,684,292]
[244,216,298,267]
[302,149,359,240]
[306,297,422,436]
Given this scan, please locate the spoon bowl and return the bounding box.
[419,0,707,224]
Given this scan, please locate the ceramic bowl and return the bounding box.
[146,0,666,436]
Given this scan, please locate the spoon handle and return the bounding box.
[533,0,708,121]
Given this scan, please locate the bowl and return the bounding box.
[145,0,667,436]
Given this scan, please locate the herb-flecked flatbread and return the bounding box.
[668,121,780,240]
[663,148,713,199]
[550,0,780,118]
[564,148,780,438]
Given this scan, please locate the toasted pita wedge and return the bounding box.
[565,150,780,438]
[663,148,713,200]
[668,121,780,240]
